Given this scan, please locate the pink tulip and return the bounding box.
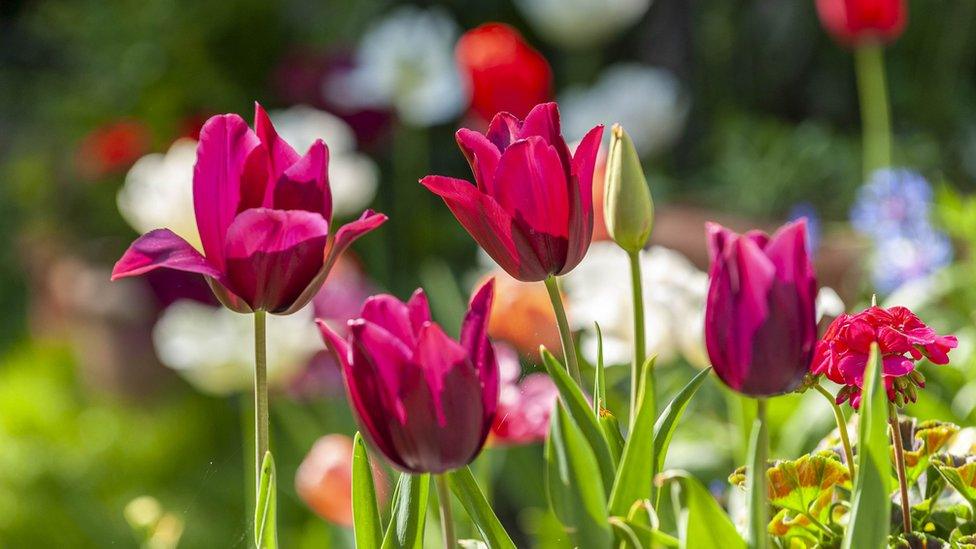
[318,281,499,473]
[421,102,603,282]
[111,104,386,314]
[704,220,818,396]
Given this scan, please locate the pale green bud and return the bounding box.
[604,124,654,254]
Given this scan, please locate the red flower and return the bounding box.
[421,103,603,281]
[489,344,558,446]
[75,120,151,179]
[455,23,552,123]
[815,0,907,47]
[812,305,956,407]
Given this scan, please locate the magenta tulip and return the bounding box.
[317,280,499,473]
[421,102,603,282]
[111,103,387,314]
[704,220,818,396]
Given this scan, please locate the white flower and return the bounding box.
[269,105,378,218]
[561,242,708,367]
[117,107,378,240]
[325,6,465,127]
[514,0,651,49]
[117,139,200,250]
[560,64,689,156]
[153,300,321,396]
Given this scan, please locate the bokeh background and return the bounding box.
[2,0,976,546]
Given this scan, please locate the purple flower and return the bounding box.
[850,168,933,239]
[317,281,499,473]
[872,229,953,293]
[111,104,387,314]
[704,220,819,396]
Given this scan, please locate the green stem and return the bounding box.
[253,311,270,494]
[888,403,912,535]
[814,383,856,479]
[854,43,892,180]
[543,275,582,386]
[435,474,455,549]
[746,398,769,549]
[627,250,650,426]
[801,511,834,537]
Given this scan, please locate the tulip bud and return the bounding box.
[604,124,654,254]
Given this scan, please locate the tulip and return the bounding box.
[815,0,906,47]
[604,124,653,254]
[704,220,818,397]
[455,23,552,122]
[111,103,387,315]
[318,280,499,474]
[422,102,602,282]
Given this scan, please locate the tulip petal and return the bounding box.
[111,228,222,280]
[485,112,522,150]
[361,294,415,346]
[254,102,300,180]
[278,209,388,315]
[421,175,548,281]
[459,279,499,420]
[493,137,570,268]
[560,124,603,274]
[456,128,501,193]
[273,139,333,219]
[194,114,266,269]
[223,208,330,312]
[407,289,432,335]
[318,319,407,471]
[517,102,571,167]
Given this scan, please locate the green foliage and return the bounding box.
[608,356,658,516]
[351,433,382,549]
[254,452,277,548]
[381,474,429,549]
[842,344,891,549]
[447,466,516,549]
[661,471,745,549]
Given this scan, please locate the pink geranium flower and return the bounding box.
[812,305,957,407]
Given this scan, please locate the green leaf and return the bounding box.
[895,419,958,486]
[609,517,645,548]
[545,403,612,548]
[599,410,626,466]
[254,451,277,549]
[653,368,712,474]
[593,322,607,418]
[608,356,658,515]
[541,347,615,491]
[932,454,976,513]
[382,473,429,549]
[842,343,891,549]
[352,433,382,549]
[661,470,745,549]
[447,466,516,549]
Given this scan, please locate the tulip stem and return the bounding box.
[746,398,769,549]
[888,403,912,535]
[434,474,455,549]
[544,275,583,386]
[855,43,892,179]
[253,311,270,497]
[627,250,650,426]
[814,383,856,478]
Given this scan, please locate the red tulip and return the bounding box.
[455,23,552,122]
[317,280,499,473]
[75,120,151,179]
[421,102,603,281]
[111,103,387,315]
[815,0,907,46]
[704,220,818,396]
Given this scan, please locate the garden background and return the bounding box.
[2,0,976,546]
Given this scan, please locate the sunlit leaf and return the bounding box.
[254,451,277,549]
[894,419,959,487]
[932,453,976,513]
[652,367,711,506]
[608,356,657,516]
[381,473,429,549]
[447,466,516,549]
[660,470,745,549]
[351,433,382,549]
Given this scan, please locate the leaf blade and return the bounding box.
[254,451,278,549]
[352,433,382,549]
[447,466,517,549]
[381,473,430,549]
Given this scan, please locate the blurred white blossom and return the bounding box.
[153,300,321,395]
[514,0,651,49]
[117,139,200,250]
[325,6,465,127]
[560,64,688,156]
[117,107,377,242]
[561,242,708,367]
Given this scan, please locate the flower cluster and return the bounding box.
[849,168,953,294]
[812,305,958,407]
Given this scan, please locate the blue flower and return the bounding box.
[849,168,933,239]
[871,227,953,294]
